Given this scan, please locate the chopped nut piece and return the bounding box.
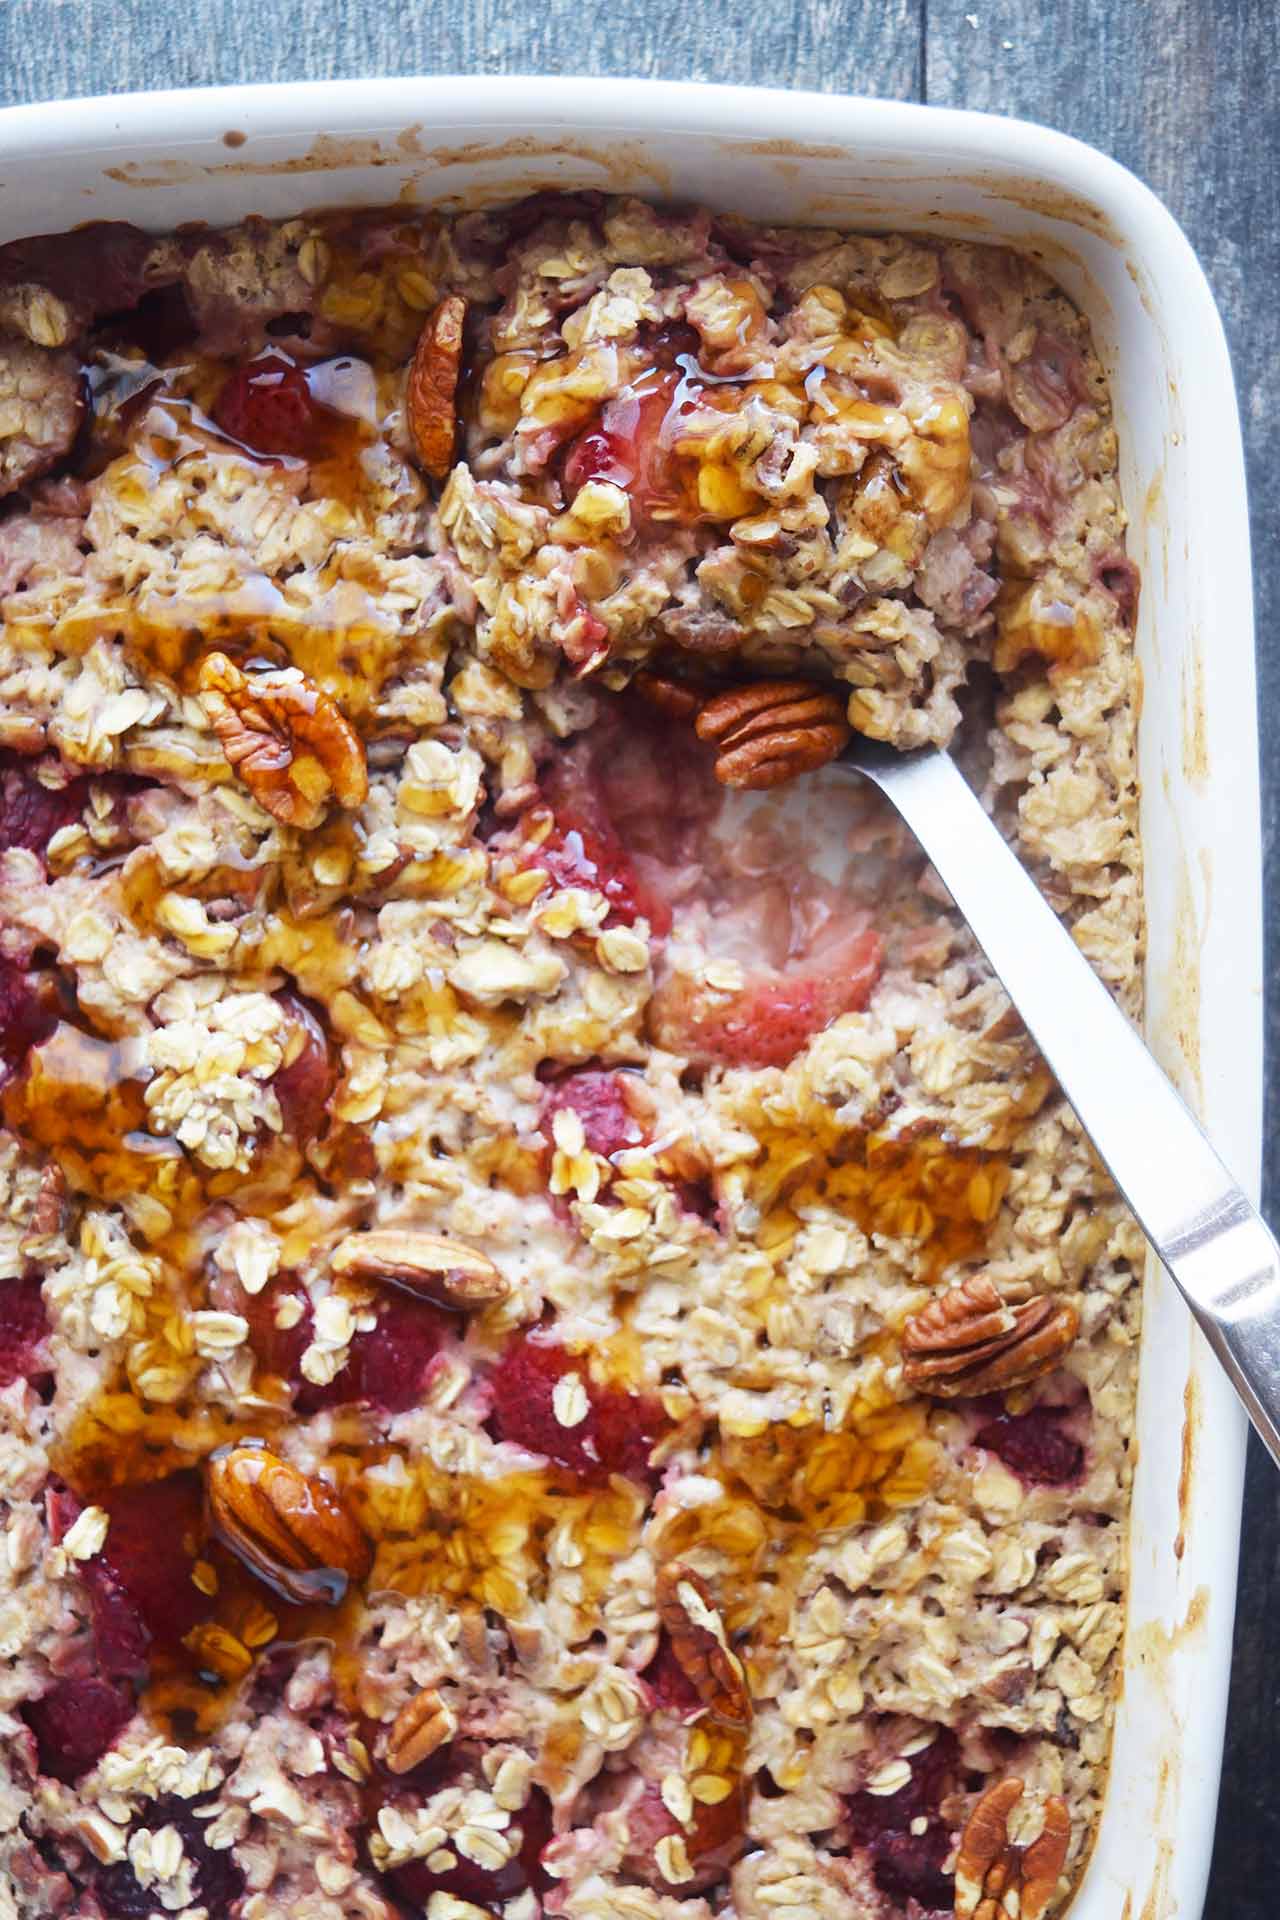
[695,680,851,789]
[655,1563,751,1727]
[385,1687,458,1774]
[330,1229,509,1309]
[955,1778,1071,1920]
[901,1274,1079,1396]
[632,670,705,724]
[408,294,467,478]
[198,652,368,830]
[206,1441,372,1605]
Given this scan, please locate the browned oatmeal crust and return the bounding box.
[0,192,1141,1920]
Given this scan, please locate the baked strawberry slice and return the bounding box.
[845,1726,958,1912]
[518,739,673,935]
[22,1672,135,1784]
[513,707,719,940]
[94,1795,246,1917]
[868,1826,955,1911]
[296,1295,453,1416]
[386,1786,553,1908]
[0,756,89,860]
[563,369,685,529]
[240,1277,313,1386]
[213,349,342,461]
[0,959,59,1083]
[0,1274,50,1390]
[487,1332,669,1487]
[648,920,882,1070]
[538,1067,718,1229]
[846,1729,958,1845]
[618,1776,746,1894]
[539,1068,646,1163]
[972,1404,1085,1487]
[520,804,662,931]
[52,1473,209,1679]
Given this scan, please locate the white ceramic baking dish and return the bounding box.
[0,78,1258,1920]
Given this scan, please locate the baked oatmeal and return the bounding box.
[0,193,1141,1920]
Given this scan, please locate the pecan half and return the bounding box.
[384,1685,457,1774]
[900,1274,1078,1397]
[694,680,851,789]
[655,1563,751,1727]
[955,1778,1071,1920]
[206,1441,372,1606]
[330,1229,509,1310]
[198,652,368,831]
[632,669,704,724]
[408,293,467,479]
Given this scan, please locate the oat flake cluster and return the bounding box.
[0,192,1142,1920]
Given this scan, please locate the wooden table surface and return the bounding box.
[0,2,1274,1913]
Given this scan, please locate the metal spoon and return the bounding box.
[838,734,1280,1468]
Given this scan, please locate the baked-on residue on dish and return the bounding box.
[0,194,1141,1918]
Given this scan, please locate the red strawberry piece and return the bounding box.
[95,1796,246,1917]
[845,1727,958,1912]
[638,320,703,367]
[296,1295,452,1416]
[0,1274,50,1389]
[521,807,663,932]
[846,1729,958,1845]
[619,1778,746,1894]
[641,1632,705,1718]
[561,596,611,676]
[386,1784,553,1907]
[869,1825,954,1911]
[240,1278,313,1385]
[272,990,335,1140]
[57,1472,209,1679]
[213,350,338,461]
[539,1069,646,1163]
[563,370,684,529]
[23,1673,134,1783]
[648,924,883,1070]
[487,1332,669,1487]
[0,960,59,1081]
[531,740,673,935]
[0,757,88,860]
[973,1405,1085,1488]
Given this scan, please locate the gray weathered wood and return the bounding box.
[0,2,1274,1914]
[0,0,923,103]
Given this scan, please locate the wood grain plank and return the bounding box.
[0,5,1274,1914]
[0,0,923,105]
[929,13,1280,1916]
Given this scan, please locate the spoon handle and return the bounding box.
[843,741,1280,1467]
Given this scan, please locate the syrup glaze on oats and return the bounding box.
[0,194,1139,1918]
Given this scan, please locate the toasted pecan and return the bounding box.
[632,669,705,724]
[655,1563,751,1727]
[206,1442,371,1606]
[955,1778,1071,1920]
[900,1274,1079,1398]
[408,294,467,479]
[330,1228,509,1310]
[198,652,367,831]
[694,679,851,789]
[384,1685,457,1774]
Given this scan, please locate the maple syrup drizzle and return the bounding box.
[13,240,1006,1756]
